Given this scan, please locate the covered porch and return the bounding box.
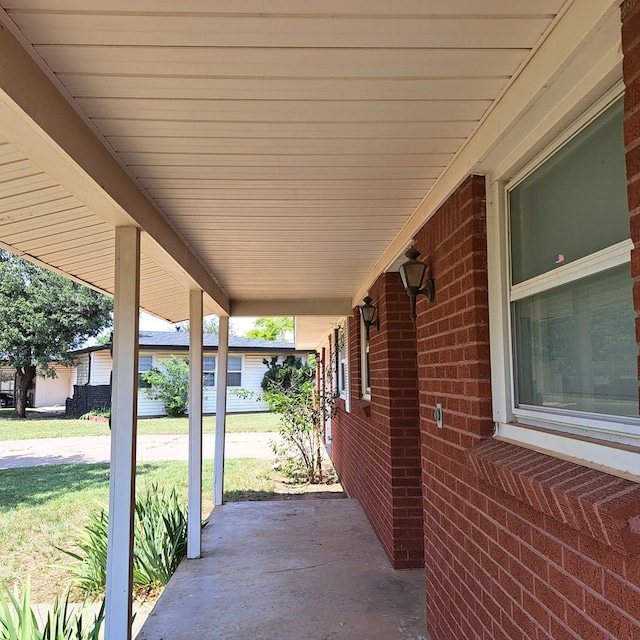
[1,1,640,638]
[137,499,427,640]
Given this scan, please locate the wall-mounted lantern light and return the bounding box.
[399,247,435,320]
[358,296,379,340]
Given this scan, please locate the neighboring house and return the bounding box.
[0,363,73,408]
[67,331,310,417]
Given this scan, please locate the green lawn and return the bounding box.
[0,411,281,441]
[0,458,276,602]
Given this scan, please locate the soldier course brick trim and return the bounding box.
[468,440,640,555]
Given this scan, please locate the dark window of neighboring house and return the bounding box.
[203,356,216,387]
[138,355,153,389]
[227,356,242,387]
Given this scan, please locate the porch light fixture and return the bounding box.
[399,247,435,320]
[358,296,379,340]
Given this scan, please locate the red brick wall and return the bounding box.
[331,273,423,569]
[414,166,640,639]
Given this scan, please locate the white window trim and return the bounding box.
[338,324,348,401]
[487,88,640,480]
[202,354,244,388]
[360,317,371,401]
[203,355,216,388]
[226,354,243,388]
[510,240,632,302]
[137,353,155,391]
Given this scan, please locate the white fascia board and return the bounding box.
[231,298,352,317]
[352,0,622,307]
[0,18,229,316]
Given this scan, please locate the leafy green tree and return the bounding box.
[0,251,113,418]
[141,356,189,417]
[246,317,294,341]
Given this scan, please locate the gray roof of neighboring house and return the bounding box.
[71,331,307,355]
[139,331,295,350]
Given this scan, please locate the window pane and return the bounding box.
[228,356,242,372]
[514,266,638,417]
[203,356,216,386]
[77,357,89,385]
[138,355,153,389]
[510,100,628,284]
[227,372,242,387]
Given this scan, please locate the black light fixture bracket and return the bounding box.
[399,247,435,320]
[358,296,380,340]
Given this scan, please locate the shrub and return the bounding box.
[79,407,110,420]
[60,485,187,597]
[0,580,104,640]
[261,356,332,484]
[141,357,189,417]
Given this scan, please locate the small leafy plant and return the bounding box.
[79,407,110,421]
[0,580,104,640]
[60,484,187,597]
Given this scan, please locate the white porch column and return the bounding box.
[187,290,203,559]
[213,316,229,506]
[105,226,140,640]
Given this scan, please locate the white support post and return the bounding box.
[105,226,140,640]
[187,290,203,559]
[213,316,229,506]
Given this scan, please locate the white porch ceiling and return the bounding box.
[0,0,586,342]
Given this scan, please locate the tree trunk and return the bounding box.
[14,365,36,418]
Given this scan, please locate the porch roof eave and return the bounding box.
[0,18,230,320]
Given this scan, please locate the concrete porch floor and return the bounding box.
[137,499,428,640]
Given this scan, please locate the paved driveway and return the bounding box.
[0,433,277,469]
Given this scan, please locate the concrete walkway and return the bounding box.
[0,433,276,469]
[137,500,428,640]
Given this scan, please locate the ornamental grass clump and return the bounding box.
[0,580,104,640]
[60,484,187,597]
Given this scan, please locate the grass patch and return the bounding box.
[0,412,281,441]
[0,458,275,602]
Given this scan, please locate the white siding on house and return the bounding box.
[71,346,300,417]
[202,354,270,414]
[34,366,73,407]
[70,357,80,390]
[90,350,112,386]
[137,352,170,417]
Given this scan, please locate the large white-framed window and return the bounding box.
[360,317,371,400]
[489,91,640,478]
